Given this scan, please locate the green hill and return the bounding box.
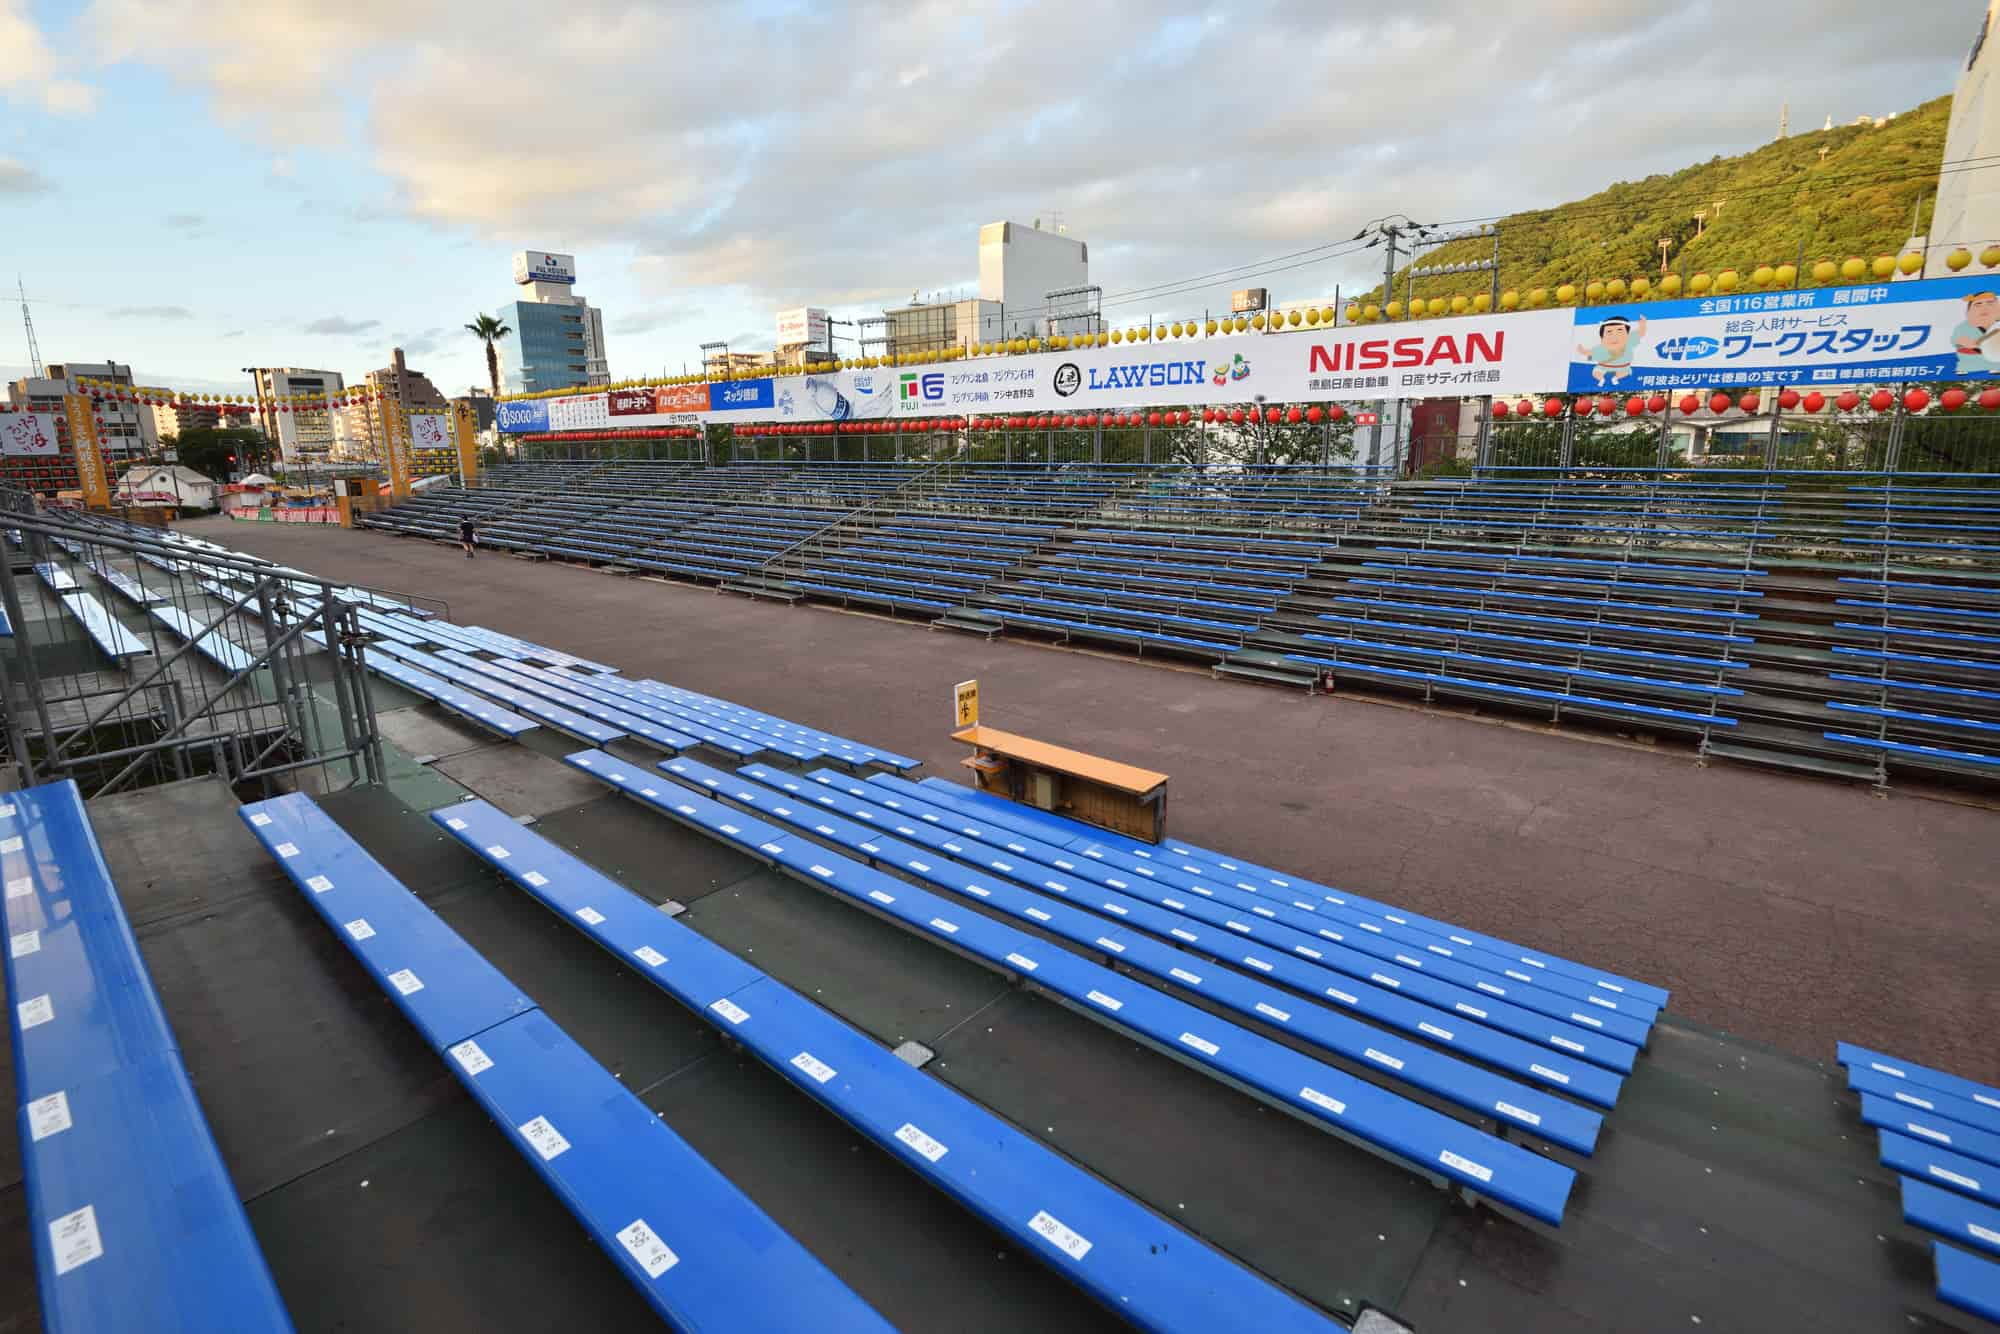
[1373,95,1950,308]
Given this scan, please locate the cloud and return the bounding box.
[0,156,51,196]
[71,0,1966,351]
[220,329,246,339]
[611,305,698,336]
[0,0,95,114]
[303,315,379,335]
[110,305,194,319]
[395,326,451,359]
[163,211,204,230]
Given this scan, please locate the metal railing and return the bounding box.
[0,498,385,797]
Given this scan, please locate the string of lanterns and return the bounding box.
[71,376,391,414]
[1490,386,1984,420]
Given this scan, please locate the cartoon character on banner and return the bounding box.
[1577,314,1648,386]
[1951,291,2000,375]
[1,415,50,455]
[411,414,448,448]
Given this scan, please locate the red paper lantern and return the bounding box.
[1575,398,1595,417]
[1835,390,1860,412]
[1776,389,1799,410]
[1596,396,1616,417]
[1980,389,2000,411]
[1868,389,1894,412]
[1704,392,1729,414]
[1800,391,1824,413]
[1328,405,1346,421]
[1144,411,1159,426]
[1674,394,1695,414]
[1904,388,1930,412]
[1201,407,1215,423]
[1306,405,1325,423]
[1491,400,1509,419]
[1543,398,1563,417]
[1942,388,1967,412]
[1230,408,1246,425]
[1625,396,1645,417]
[1283,406,1301,424]
[1739,392,1760,413]
[1265,407,1282,423]
[1646,393,1667,414]
[1177,410,1191,426]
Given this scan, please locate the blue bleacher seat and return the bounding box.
[429,797,1346,1332]
[60,593,150,660]
[4,780,293,1331]
[238,792,895,1332]
[909,777,1671,1009]
[149,604,256,672]
[561,747,1579,1225]
[1880,1131,2000,1208]
[1840,1043,2000,1115]
[1858,1092,2000,1169]
[1902,1177,2000,1259]
[677,754,1613,1140]
[1848,1065,2000,1138]
[1824,733,2000,769]
[1935,1241,2000,1323]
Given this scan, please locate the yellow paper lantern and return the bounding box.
[1472,292,1492,313]
[1205,319,1220,335]
[1027,337,1040,352]
[1232,316,1248,332]
[1449,294,1469,314]
[1715,269,1739,292]
[1604,278,1627,300]
[1773,264,1796,287]
[1427,297,1448,317]
[1809,260,1834,284]
[1689,272,1712,294]
[1344,304,1361,324]
[1320,306,1335,325]
[1500,289,1520,310]
[1555,283,1577,305]
[1286,309,1301,326]
[1948,248,1973,271]
[1629,276,1650,298]
[1870,254,1896,279]
[1134,326,1149,342]
[1748,265,1772,288]
[1898,251,1923,275]
[1111,329,1124,344]
[1585,280,1606,302]
[1384,301,1404,320]
[1839,256,1867,281]
[1096,331,1110,346]
[1250,313,1266,330]
[1362,304,1380,322]
[1982,245,2000,268]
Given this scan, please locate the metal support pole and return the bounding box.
[1884,385,1909,473]
[1761,391,1783,470]
[1560,412,1578,470]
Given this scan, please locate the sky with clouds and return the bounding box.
[0,0,1978,396]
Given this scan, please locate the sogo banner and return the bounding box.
[501,278,1988,432]
[1565,274,2000,392]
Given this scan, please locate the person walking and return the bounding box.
[459,517,477,559]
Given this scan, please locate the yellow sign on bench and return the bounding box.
[949,725,1169,844]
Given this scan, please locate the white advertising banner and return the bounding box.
[547,394,611,431]
[776,306,829,348]
[408,412,450,450]
[0,412,59,456]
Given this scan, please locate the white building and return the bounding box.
[248,367,344,465]
[979,219,1089,317]
[1927,3,2000,275]
[113,464,219,510]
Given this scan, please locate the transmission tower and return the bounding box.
[18,277,42,377]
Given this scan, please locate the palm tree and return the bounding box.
[465,312,512,398]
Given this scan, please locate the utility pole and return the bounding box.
[1354,217,1408,471]
[1658,237,1673,274]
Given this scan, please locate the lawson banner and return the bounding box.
[497,276,2000,433]
[502,311,1571,432]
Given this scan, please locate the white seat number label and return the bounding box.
[896,1122,948,1162]
[27,1090,71,1141]
[617,1219,679,1279]
[519,1115,570,1160]
[1028,1210,1092,1260]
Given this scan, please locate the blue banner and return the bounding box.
[1566,274,2000,392]
[495,399,549,433]
[709,378,775,412]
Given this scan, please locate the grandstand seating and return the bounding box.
[356,462,2000,787]
[3,779,293,1330]
[429,796,1346,1331]
[1837,1042,2000,1324]
[238,791,897,1331]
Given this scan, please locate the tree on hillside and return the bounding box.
[465,313,512,398]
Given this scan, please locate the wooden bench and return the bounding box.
[949,725,1169,843]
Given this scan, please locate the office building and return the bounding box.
[495,250,611,394]
[247,367,345,464]
[875,221,1099,359]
